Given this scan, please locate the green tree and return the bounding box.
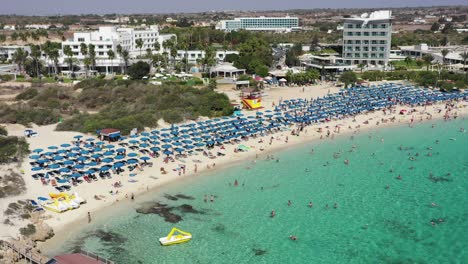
[88,44,96,71]
[63,45,74,74]
[255,65,269,77]
[122,50,129,74]
[154,41,160,53]
[208,78,217,90]
[357,63,366,73]
[135,38,144,57]
[12,48,29,73]
[116,44,123,74]
[107,49,115,74]
[145,48,152,59]
[29,45,42,78]
[339,71,357,88]
[404,56,413,66]
[128,61,150,79]
[460,51,468,70]
[441,49,449,65]
[422,54,434,71]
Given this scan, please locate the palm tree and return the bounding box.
[135,38,144,57]
[88,44,96,72]
[357,63,365,73]
[80,43,88,57]
[83,57,91,78]
[145,48,152,59]
[154,41,161,53]
[404,56,413,66]
[30,44,42,78]
[63,45,74,74]
[122,50,129,74]
[12,48,28,74]
[41,41,52,76]
[49,48,60,76]
[107,49,115,74]
[422,54,434,71]
[460,51,468,71]
[441,49,449,65]
[116,44,123,74]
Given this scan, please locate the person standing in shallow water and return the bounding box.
[88,212,91,223]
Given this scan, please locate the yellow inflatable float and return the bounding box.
[159,228,192,246]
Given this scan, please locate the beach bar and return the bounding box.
[97,128,121,142]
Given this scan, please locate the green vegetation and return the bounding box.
[0,126,7,136]
[286,70,320,85]
[339,71,358,88]
[360,70,468,90]
[128,61,150,79]
[56,79,233,134]
[15,88,39,100]
[0,136,29,163]
[19,224,36,237]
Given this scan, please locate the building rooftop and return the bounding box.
[345,10,392,22]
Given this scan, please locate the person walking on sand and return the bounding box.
[88,212,91,223]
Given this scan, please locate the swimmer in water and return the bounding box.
[288,200,292,206]
[308,202,313,208]
[234,179,238,186]
[344,159,349,165]
[270,210,276,218]
[289,235,297,241]
[385,184,390,189]
[333,203,338,209]
[397,175,402,180]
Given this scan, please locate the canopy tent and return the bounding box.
[97,128,121,142]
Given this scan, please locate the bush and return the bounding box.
[19,224,36,237]
[15,88,39,100]
[0,74,14,82]
[0,136,29,163]
[128,61,150,80]
[0,126,7,136]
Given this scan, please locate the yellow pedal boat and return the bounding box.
[159,227,192,246]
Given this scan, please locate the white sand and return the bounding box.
[1,82,467,245]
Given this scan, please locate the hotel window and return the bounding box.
[371,47,377,51]
[347,32,353,36]
[355,40,361,44]
[355,53,360,58]
[347,40,353,44]
[372,24,378,28]
[362,53,368,58]
[379,47,385,51]
[380,24,387,28]
[380,40,386,44]
[78,38,85,42]
[355,24,362,29]
[73,45,78,49]
[364,32,369,36]
[380,32,386,36]
[98,45,104,49]
[379,53,384,58]
[364,40,369,44]
[98,52,104,56]
[355,47,361,51]
[355,32,361,36]
[363,47,369,51]
[73,52,78,56]
[346,53,352,57]
[371,40,378,44]
[107,45,112,49]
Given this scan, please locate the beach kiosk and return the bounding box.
[241,88,263,110]
[97,128,121,142]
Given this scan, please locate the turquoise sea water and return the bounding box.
[46,118,467,264]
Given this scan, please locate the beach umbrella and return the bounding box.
[29,155,41,160]
[48,164,60,169]
[127,159,138,165]
[85,169,95,174]
[57,149,67,154]
[103,151,114,156]
[60,143,71,148]
[184,145,194,150]
[57,179,68,184]
[181,139,193,144]
[161,138,172,143]
[86,161,97,167]
[173,142,182,146]
[127,152,138,157]
[113,163,124,168]
[86,138,95,142]
[114,155,125,160]
[74,164,85,169]
[91,154,102,159]
[150,130,159,134]
[96,141,105,145]
[150,135,159,140]
[53,155,64,161]
[128,139,139,145]
[174,148,184,153]
[100,166,110,172]
[31,167,43,171]
[48,146,58,150]
[59,168,70,173]
[163,150,173,155]
[150,147,161,152]
[102,158,114,163]
[129,173,137,177]
[140,137,150,142]
[194,142,205,147]
[151,141,160,145]
[141,132,150,136]
[77,156,88,162]
[70,173,82,178]
[32,148,43,153]
[74,135,83,139]
[80,150,90,155]
[140,143,149,148]
[63,160,74,165]
[84,143,93,148]
[140,156,150,161]
[162,144,172,149]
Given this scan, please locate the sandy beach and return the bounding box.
[1,82,467,251]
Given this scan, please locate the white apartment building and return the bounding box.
[175,50,239,64]
[342,10,392,67]
[216,16,301,32]
[60,26,176,73]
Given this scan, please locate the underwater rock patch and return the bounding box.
[253,248,267,256]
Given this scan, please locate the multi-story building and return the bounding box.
[175,50,239,64]
[216,16,301,32]
[342,10,392,67]
[60,26,175,73]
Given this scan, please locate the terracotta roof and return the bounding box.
[52,253,108,264]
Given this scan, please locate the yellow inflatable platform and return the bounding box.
[159,227,192,246]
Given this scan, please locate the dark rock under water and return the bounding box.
[175,194,195,200]
[253,248,267,256]
[136,201,204,223]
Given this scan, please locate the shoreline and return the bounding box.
[35,101,468,254]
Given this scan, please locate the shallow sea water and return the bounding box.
[47,118,468,264]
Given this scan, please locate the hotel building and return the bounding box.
[216,16,301,32]
[342,10,392,67]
